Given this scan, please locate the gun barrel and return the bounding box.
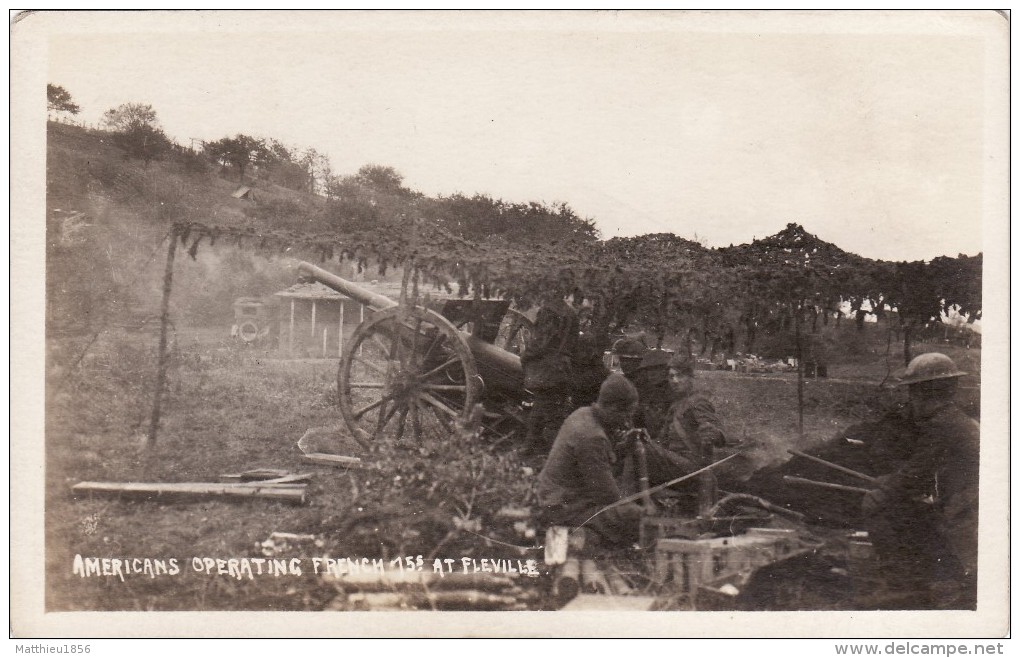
[297,261,398,312]
[297,261,523,393]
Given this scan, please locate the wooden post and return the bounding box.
[289,299,295,355]
[338,301,344,357]
[359,303,365,356]
[311,300,317,338]
[323,327,328,358]
[902,320,913,367]
[146,228,178,447]
[795,301,804,439]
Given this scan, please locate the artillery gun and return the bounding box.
[297,261,534,446]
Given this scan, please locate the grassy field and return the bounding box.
[44,322,980,611]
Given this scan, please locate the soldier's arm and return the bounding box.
[880,441,941,500]
[688,397,727,449]
[577,439,624,506]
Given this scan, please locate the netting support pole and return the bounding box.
[146,226,178,448]
[795,300,804,439]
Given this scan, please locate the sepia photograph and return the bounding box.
[10,9,1010,639]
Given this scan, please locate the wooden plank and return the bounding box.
[258,473,314,485]
[303,453,368,469]
[72,481,307,505]
[220,468,289,481]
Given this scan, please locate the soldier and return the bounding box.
[537,373,644,549]
[520,301,578,456]
[630,348,674,438]
[627,353,730,511]
[569,329,609,408]
[861,353,979,608]
[611,336,648,379]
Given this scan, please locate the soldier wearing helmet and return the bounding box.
[862,352,979,608]
[612,336,649,379]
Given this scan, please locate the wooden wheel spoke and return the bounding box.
[340,306,478,445]
[421,384,467,393]
[373,400,391,439]
[420,397,454,432]
[394,406,409,441]
[374,399,402,440]
[411,399,422,442]
[420,391,461,419]
[416,357,461,383]
[353,355,387,377]
[409,316,424,369]
[352,391,398,420]
[419,333,445,364]
[389,329,404,367]
[369,333,392,359]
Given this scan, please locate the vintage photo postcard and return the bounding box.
[10,10,1010,639]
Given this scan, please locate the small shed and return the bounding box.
[274,278,475,358]
[274,281,371,358]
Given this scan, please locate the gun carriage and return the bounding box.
[297,261,533,447]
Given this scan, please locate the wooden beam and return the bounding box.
[221,471,314,485]
[72,481,307,504]
[289,299,295,354]
[303,453,369,469]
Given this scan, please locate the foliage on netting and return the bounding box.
[171,218,983,343]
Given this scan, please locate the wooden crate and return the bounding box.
[653,528,807,601]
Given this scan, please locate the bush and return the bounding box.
[242,197,320,230]
[328,424,538,558]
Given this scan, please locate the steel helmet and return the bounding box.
[897,353,967,386]
[612,336,648,358]
[638,349,672,371]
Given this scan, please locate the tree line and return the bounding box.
[48,84,597,247]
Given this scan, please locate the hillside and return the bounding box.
[47,122,341,329]
[46,120,599,329]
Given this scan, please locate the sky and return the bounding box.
[39,10,1006,261]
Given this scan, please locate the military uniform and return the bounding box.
[521,304,579,454]
[569,332,609,408]
[626,392,726,514]
[629,349,672,435]
[865,404,979,600]
[537,405,641,547]
[862,353,979,608]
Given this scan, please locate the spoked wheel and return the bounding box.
[338,306,482,447]
[494,308,534,356]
